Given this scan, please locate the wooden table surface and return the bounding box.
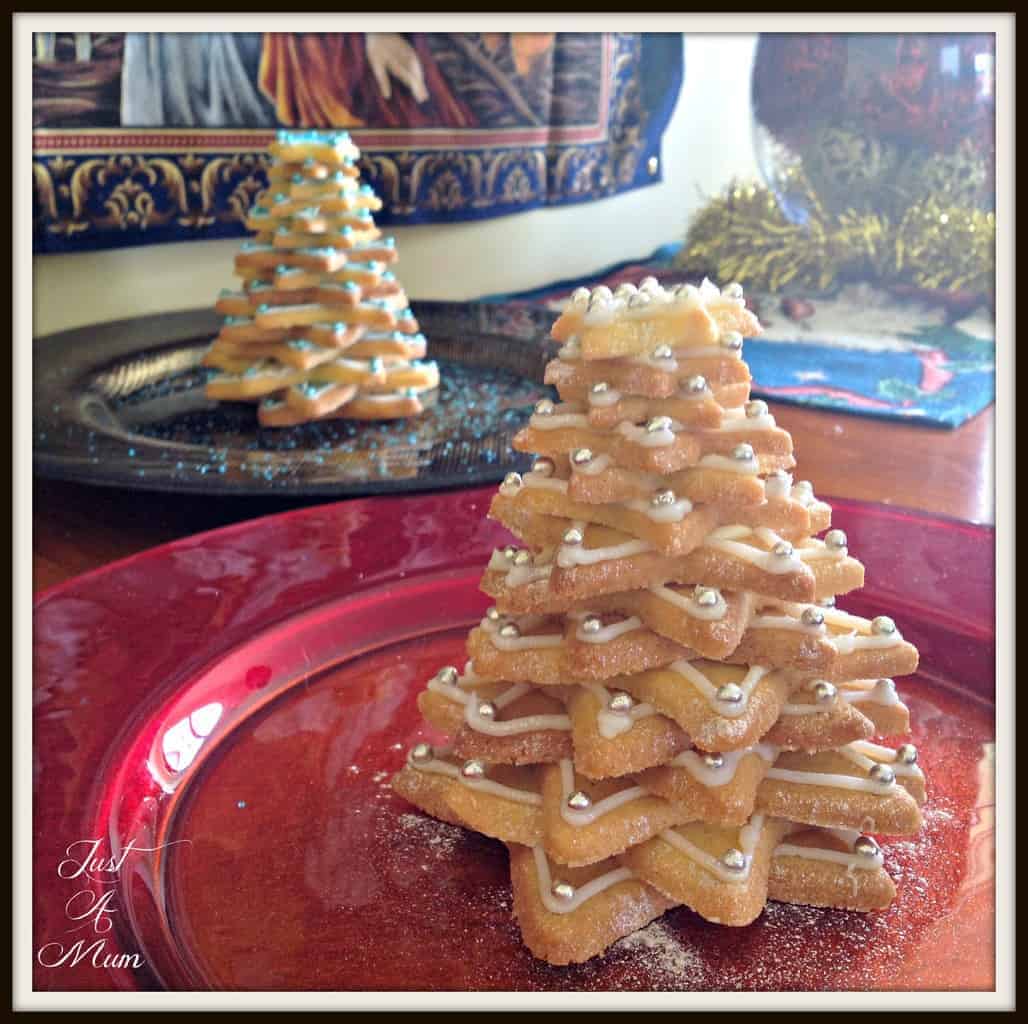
[31,401,994,594]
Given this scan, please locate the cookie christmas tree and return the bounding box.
[392,278,926,965]
[203,130,438,427]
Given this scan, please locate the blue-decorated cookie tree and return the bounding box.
[204,130,438,427]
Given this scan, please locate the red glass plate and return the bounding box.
[33,490,995,993]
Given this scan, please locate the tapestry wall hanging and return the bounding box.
[32,32,683,252]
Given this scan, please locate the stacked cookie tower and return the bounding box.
[393,278,926,966]
[203,129,438,427]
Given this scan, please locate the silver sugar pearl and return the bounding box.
[502,545,517,560]
[646,415,674,434]
[639,275,660,291]
[607,691,634,714]
[716,683,744,705]
[650,344,674,361]
[461,759,486,780]
[694,585,720,607]
[562,527,584,546]
[567,790,592,811]
[723,281,745,299]
[502,472,522,491]
[813,680,837,703]
[485,607,501,622]
[869,763,896,786]
[435,665,459,685]
[499,622,521,639]
[590,380,610,395]
[824,529,848,551]
[476,701,497,720]
[872,615,897,636]
[732,442,755,461]
[745,399,768,418]
[773,541,795,558]
[570,287,590,304]
[532,456,555,477]
[720,330,743,351]
[684,374,708,394]
[702,752,724,769]
[409,742,433,764]
[533,399,555,416]
[581,616,602,635]
[721,848,747,872]
[592,285,613,302]
[651,488,677,507]
[853,835,881,860]
[896,743,918,765]
[513,549,532,566]
[571,447,594,466]
[818,596,837,608]
[551,881,576,901]
[801,606,826,628]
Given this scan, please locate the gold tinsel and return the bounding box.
[894,199,995,296]
[679,175,994,297]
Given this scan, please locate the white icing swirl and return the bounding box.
[573,614,644,645]
[625,495,693,523]
[532,846,635,914]
[411,750,542,806]
[668,743,777,787]
[570,452,612,477]
[647,583,728,621]
[668,661,768,717]
[616,419,682,448]
[698,453,760,475]
[480,616,564,651]
[657,814,766,883]
[582,683,658,738]
[556,536,653,569]
[558,759,648,825]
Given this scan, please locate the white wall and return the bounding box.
[32,34,760,337]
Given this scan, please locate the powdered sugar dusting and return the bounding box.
[379,678,992,990]
[606,920,713,990]
[395,811,465,855]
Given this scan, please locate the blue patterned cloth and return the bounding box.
[32,33,683,252]
[483,244,995,429]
